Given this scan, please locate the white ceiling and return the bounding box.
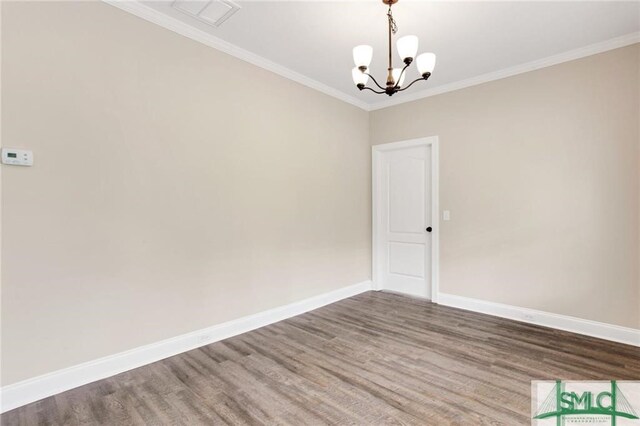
[130,1,640,109]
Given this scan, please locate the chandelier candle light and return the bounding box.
[352,0,436,96]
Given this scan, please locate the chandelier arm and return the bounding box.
[364,72,387,91]
[396,77,428,92]
[392,62,411,90]
[361,86,386,95]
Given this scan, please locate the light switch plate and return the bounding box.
[443,210,451,221]
[2,148,33,166]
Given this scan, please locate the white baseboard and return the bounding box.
[438,292,640,347]
[1,280,373,413]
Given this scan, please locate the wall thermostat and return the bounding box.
[2,148,33,166]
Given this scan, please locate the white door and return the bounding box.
[373,139,436,299]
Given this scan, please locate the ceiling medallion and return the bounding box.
[351,0,436,96]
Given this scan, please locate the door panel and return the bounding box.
[376,144,432,299]
[388,157,425,234]
[388,242,425,278]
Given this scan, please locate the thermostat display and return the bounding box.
[2,148,33,166]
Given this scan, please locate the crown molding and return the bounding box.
[369,32,640,111]
[100,1,638,113]
[102,0,371,111]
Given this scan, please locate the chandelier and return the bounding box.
[351,0,436,96]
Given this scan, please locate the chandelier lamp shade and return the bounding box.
[351,0,436,96]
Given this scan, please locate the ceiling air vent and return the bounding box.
[172,0,241,27]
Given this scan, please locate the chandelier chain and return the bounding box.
[387,6,398,35]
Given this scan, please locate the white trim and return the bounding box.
[103,2,638,112]
[369,32,640,111]
[1,280,373,413]
[101,0,370,111]
[438,293,640,347]
[372,137,439,302]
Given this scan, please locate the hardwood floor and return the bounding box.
[2,291,639,425]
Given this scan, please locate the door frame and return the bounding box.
[372,136,440,302]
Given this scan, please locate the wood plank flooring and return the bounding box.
[2,291,639,425]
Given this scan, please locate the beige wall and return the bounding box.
[371,44,640,329]
[0,1,370,385]
[2,0,639,389]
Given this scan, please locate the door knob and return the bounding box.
[426,227,432,232]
